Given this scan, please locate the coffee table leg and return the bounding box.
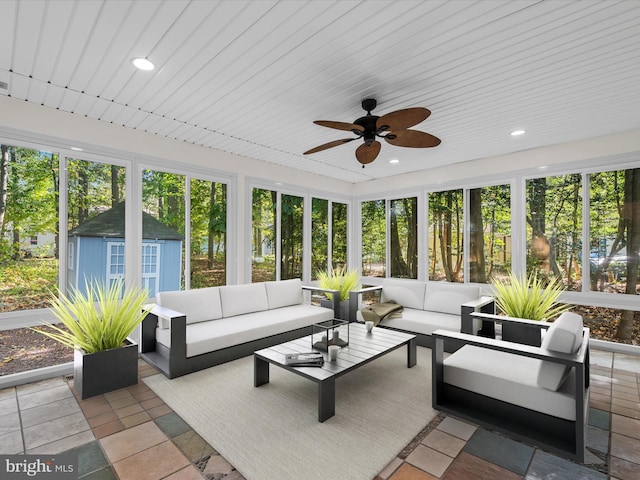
[318,379,336,422]
[254,355,270,387]
[407,338,417,368]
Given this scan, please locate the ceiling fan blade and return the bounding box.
[376,107,431,131]
[384,130,441,148]
[355,141,381,165]
[314,120,365,132]
[304,138,355,155]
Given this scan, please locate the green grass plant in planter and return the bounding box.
[34,280,151,399]
[316,266,361,319]
[492,272,571,346]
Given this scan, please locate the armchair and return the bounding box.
[432,312,590,463]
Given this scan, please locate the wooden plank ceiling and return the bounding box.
[1,0,639,183]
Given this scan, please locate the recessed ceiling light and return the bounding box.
[70,147,83,152]
[389,159,400,164]
[539,165,548,170]
[510,129,526,136]
[131,57,155,71]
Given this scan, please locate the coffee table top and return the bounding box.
[254,322,416,382]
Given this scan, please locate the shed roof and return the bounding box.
[68,202,184,240]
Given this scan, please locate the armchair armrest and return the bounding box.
[141,304,187,355]
[470,311,552,330]
[348,286,383,322]
[433,328,590,366]
[302,285,341,318]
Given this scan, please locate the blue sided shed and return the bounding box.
[67,202,184,297]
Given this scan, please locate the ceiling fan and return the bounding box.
[304,98,441,167]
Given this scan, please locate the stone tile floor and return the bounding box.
[0,348,639,479]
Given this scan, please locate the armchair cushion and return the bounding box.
[536,312,584,391]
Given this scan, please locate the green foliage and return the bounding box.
[316,266,360,302]
[492,271,571,321]
[33,281,151,353]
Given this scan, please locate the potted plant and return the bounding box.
[316,266,360,320]
[492,271,571,345]
[34,280,151,399]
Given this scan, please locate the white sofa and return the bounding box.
[432,312,590,463]
[140,279,338,378]
[349,278,495,348]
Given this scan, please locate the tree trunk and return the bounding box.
[528,177,550,273]
[405,198,418,278]
[390,202,407,277]
[111,165,120,207]
[208,182,216,269]
[469,188,486,283]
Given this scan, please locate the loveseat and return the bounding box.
[432,311,590,463]
[348,278,495,348]
[140,279,338,378]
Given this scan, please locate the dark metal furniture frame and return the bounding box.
[254,322,416,422]
[432,313,590,463]
[347,285,495,350]
[140,285,340,379]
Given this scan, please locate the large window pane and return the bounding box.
[252,188,276,282]
[390,197,417,279]
[281,194,303,280]
[428,190,463,282]
[190,179,226,288]
[362,200,386,277]
[312,198,328,278]
[526,175,581,291]
[332,202,347,270]
[469,185,511,283]
[67,158,125,294]
[590,169,640,297]
[0,144,59,312]
[142,170,185,295]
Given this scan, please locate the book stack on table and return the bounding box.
[284,352,324,367]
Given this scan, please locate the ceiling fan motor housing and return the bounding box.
[354,115,380,145]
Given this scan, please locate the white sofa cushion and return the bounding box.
[183,304,333,357]
[219,283,269,317]
[537,312,584,391]
[381,279,425,310]
[424,283,480,315]
[157,287,222,325]
[265,278,303,309]
[378,308,461,336]
[444,345,577,421]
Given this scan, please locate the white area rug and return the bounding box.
[143,346,435,480]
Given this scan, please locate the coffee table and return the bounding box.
[254,322,416,422]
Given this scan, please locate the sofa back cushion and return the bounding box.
[424,283,480,314]
[219,283,269,317]
[536,312,584,391]
[157,287,222,324]
[381,279,425,310]
[265,279,303,309]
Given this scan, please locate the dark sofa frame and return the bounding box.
[140,285,339,379]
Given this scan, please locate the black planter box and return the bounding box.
[74,339,138,399]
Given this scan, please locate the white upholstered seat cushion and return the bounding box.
[380,279,426,309]
[444,345,577,420]
[219,283,269,317]
[378,308,461,335]
[265,278,303,309]
[157,287,222,325]
[424,283,481,315]
[536,311,584,391]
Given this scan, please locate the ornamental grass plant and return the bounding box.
[34,280,151,353]
[316,266,361,302]
[492,271,571,321]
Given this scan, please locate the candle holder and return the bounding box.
[311,319,349,352]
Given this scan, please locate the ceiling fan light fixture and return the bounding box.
[132,57,155,71]
[510,129,526,136]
